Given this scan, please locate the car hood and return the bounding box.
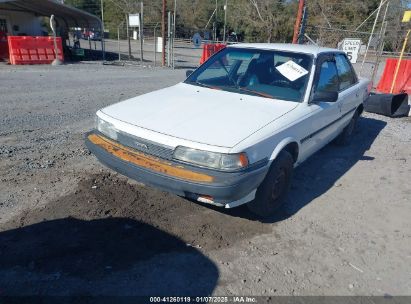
[101,83,299,148]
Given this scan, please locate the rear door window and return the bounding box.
[335,54,357,91]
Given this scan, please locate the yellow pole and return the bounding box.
[390,29,410,94]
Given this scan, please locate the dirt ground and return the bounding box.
[0,62,410,297]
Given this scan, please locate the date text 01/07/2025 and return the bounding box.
[149,296,258,303]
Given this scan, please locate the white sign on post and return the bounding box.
[129,14,140,27]
[341,38,361,63]
[156,37,163,53]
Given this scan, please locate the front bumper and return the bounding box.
[85,131,269,205]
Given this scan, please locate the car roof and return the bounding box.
[228,43,343,56]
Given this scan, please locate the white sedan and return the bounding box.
[86,43,370,217]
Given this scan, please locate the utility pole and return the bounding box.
[298,5,308,44]
[223,0,228,43]
[162,0,167,66]
[292,0,305,44]
[215,0,218,41]
[101,0,105,61]
[173,0,177,68]
[126,13,131,60]
[167,11,171,67]
[154,22,159,66]
[140,1,144,62]
[101,0,104,25]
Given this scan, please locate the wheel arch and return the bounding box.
[269,137,300,164]
[357,103,364,115]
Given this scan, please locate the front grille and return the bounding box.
[116,131,174,160]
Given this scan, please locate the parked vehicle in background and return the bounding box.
[227,32,239,42]
[86,43,370,217]
[82,30,101,41]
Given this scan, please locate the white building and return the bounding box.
[0,7,43,36]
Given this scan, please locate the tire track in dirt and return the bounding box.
[3,173,273,251]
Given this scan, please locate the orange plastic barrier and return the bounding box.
[200,44,214,65]
[0,31,8,61]
[8,36,64,65]
[376,58,411,94]
[199,43,226,65]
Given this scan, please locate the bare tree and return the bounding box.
[248,0,282,42]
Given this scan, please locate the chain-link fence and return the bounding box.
[302,25,388,83]
[99,21,204,68]
[99,15,230,69]
[62,4,410,89]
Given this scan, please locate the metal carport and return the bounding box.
[0,0,104,59]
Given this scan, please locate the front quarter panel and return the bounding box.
[231,103,316,166]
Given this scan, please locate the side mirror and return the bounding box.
[312,91,339,103]
[186,70,194,78]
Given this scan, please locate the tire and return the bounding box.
[247,150,294,218]
[334,109,360,146]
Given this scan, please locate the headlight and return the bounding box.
[96,115,118,140]
[173,146,249,171]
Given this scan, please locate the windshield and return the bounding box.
[185,47,313,102]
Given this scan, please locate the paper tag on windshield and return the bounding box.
[275,60,309,82]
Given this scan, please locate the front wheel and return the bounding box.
[247,150,294,218]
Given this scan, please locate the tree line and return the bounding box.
[64,0,410,52]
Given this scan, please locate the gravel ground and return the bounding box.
[0,62,410,297]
